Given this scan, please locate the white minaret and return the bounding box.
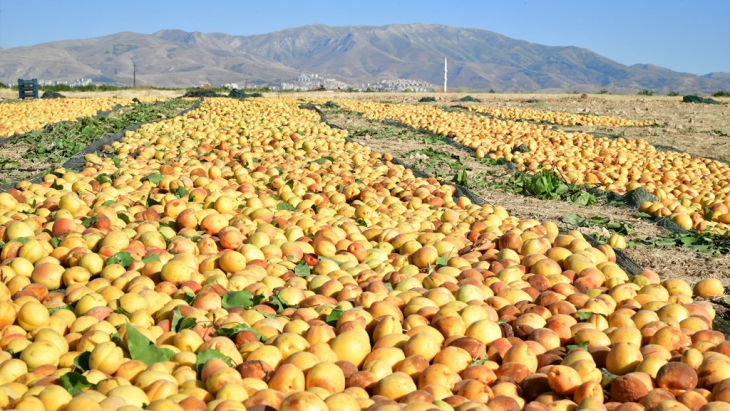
[444,57,448,93]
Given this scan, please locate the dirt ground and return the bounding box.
[323,107,730,286]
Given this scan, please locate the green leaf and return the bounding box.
[112,157,121,167]
[436,256,449,267]
[470,355,489,366]
[81,216,98,228]
[317,256,342,265]
[294,261,311,277]
[254,308,277,319]
[50,237,62,248]
[60,372,94,395]
[183,292,196,304]
[107,252,134,268]
[704,207,715,222]
[173,186,189,199]
[102,200,115,207]
[384,282,393,291]
[214,323,266,342]
[126,325,175,366]
[48,305,72,315]
[326,306,344,326]
[73,351,91,372]
[95,174,112,185]
[142,254,161,264]
[114,307,132,318]
[10,237,30,244]
[195,349,232,375]
[51,180,65,190]
[222,290,255,310]
[633,211,652,219]
[562,214,585,228]
[276,202,295,211]
[268,292,296,313]
[356,218,369,227]
[576,311,597,321]
[570,191,595,206]
[171,307,197,332]
[117,212,131,224]
[145,190,161,207]
[600,368,619,387]
[452,169,468,186]
[159,220,176,229]
[144,174,166,184]
[566,341,590,351]
[314,156,335,165]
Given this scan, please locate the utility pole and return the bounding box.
[444,57,448,93]
[244,79,248,90]
[133,63,137,88]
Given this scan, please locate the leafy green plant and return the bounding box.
[629,231,730,255]
[507,170,597,206]
[404,148,470,180]
[562,214,636,235]
[714,91,730,97]
[452,170,468,186]
[638,89,655,96]
[668,91,680,96]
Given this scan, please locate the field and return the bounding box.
[0,93,728,411]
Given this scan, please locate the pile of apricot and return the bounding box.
[328,99,730,234]
[0,97,727,411]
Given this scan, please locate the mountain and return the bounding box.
[0,24,728,92]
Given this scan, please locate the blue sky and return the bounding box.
[0,0,728,75]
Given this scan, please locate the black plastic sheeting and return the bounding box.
[301,103,649,277]
[682,95,722,105]
[0,98,202,192]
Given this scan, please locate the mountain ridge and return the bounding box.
[0,23,727,92]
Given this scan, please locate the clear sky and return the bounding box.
[0,0,728,75]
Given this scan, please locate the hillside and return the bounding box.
[0,24,727,92]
